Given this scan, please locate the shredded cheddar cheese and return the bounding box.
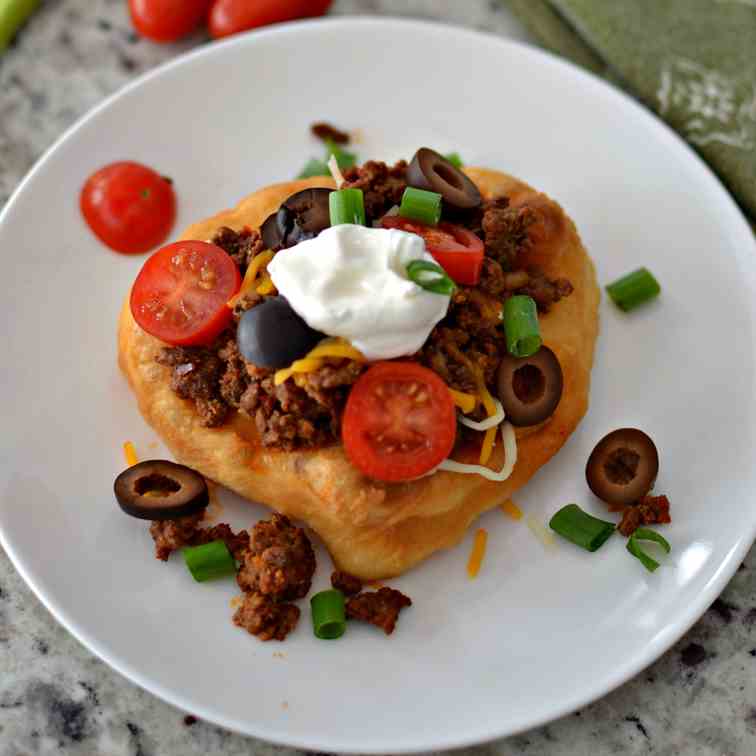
[123,441,138,467]
[526,515,556,549]
[467,528,488,578]
[227,249,274,308]
[449,388,477,414]
[477,379,499,466]
[274,338,366,386]
[256,274,275,295]
[500,499,523,520]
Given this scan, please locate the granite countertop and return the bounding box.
[1,1,755,754]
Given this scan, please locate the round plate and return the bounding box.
[1,17,755,754]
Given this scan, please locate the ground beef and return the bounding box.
[192,523,250,561]
[341,160,407,222]
[212,226,264,272]
[233,591,300,641]
[331,570,363,596]
[421,286,505,393]
[156,339,231,427]
[150,512,205,561]
[618,495,672,537]
[310,121,350,144]
[217,338,250,408]
[516,268,574,313]
[149,513,249,561]
[346,587,412,635]
[236,514,316,601]
[478,198,536,270]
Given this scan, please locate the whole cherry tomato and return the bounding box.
[80,161,176,254]
[128,0,212,42]
[209,0,333,39]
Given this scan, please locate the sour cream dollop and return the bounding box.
[267,224,450,360]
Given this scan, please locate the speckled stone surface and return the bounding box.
[1,1,755,754]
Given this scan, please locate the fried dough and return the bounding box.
[117,168,600,579]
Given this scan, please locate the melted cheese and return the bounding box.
[448,388,477,414]
[227,249,274,308]
[274,339,365,386]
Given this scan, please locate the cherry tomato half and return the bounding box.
[209,0,333,39]
[81,162,176,254]
[128,0,212,42]
[342,362,457,482]
[130,241,241,346]
[381,216,485,286]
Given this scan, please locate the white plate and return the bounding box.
[2,17,755,753]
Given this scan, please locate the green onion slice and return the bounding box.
[548,503,615,552]
[329,188,366,226]
[310,589,346,640]
[324,139,357,170]
[502,295,542,357]
[0,0,40,52]
[297,158,329,179]
[444,152,463,169]
[399,187,443,226]
[406,259,456,296]
[182,540,236,583]
[605,267,661,312]
[626,527,671,573]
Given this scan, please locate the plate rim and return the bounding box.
[1,15,755,753]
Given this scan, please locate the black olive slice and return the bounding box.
[260,206,290,250]
[114,460,208,520]
[259,188,332,250]
[496,346,563,426]
[237,296,324,369]
[283,187,332,244]
[406,147,481,210]
[585,429,659,506]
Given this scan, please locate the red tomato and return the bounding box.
[209,0,333,39]
[342,362,457,482]
[128,0,211,42]
[130,241,241,346]
[81,162,176,254]
[381,216,485,285]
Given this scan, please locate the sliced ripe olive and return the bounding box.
[114,460,208,520]
[406,147,481,210]
[496,346,563,426]
[259,188,332,250]
[585,428,659,506]
[260,206,289,250]
[237,296,324,369]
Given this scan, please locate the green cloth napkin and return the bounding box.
[506,0,756,224]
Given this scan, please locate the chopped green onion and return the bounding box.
[0,0,40,52]
[406,259,456,296]
[399,187,442,226]
[605,267,661,312]
[329,188,366,226]
[444,152,463,169]
[182,540,236,583]
[549,503,615,552]
[626,527,671,573]
[310,589,346,639]
[297,158,329,179]
[324,139,357,170]
[502,295,542,357]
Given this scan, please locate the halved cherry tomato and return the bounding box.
[208,0,333,39]
[342,362,457,482]
[128,0,212,42]
[130,241,241,346]
[81,162,176,254]
[381,216,485,285]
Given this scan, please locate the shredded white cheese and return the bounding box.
[328,154,345,189]
[437,422,517,482]
[526,515,556,550]
[458,399,506,431]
